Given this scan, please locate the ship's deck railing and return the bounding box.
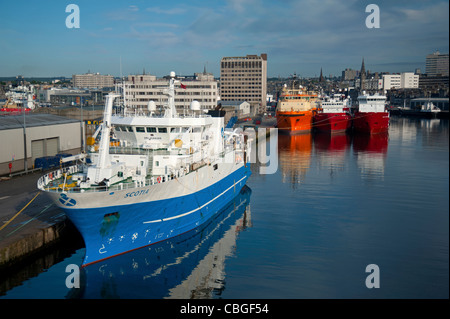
[108,146,169,156]
[36,156,231,194]
[113,108,211,119]
[37,164,83,192]
[109,146,199,157]
[37,163,194,194]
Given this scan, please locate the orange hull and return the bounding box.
[276,111,314,134]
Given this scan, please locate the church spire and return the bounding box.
[360,57,366,90]
[319,67,324,83]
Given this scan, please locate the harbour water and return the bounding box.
[1,116,448,299]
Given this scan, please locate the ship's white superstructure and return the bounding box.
[320,94,351,113]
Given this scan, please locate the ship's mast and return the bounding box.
[164,71,178,118]
[97,94,120,173]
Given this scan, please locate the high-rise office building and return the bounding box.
[426,51,449,76]
[220,54,267,113]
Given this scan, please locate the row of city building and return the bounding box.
[342,51,448,93]
[346,69,448,93]
[3,51,448,114]
[68,51,449,105]
[32,54,267,115]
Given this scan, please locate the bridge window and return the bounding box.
[158,127,167,133]
[146,127,157,133]
[136,127,145,133]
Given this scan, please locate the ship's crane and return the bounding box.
[3,97,19,108]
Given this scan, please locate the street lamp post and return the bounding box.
[80,95,85,153]
[23,102,28,173]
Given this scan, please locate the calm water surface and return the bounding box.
[1,117,448,299]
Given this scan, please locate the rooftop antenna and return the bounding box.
[119,56,127,109]
[120,56,123,78]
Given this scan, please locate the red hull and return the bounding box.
[0,108,31,113]
[353,111,389,134]
[314,113,352,133]
[276,111,314,134]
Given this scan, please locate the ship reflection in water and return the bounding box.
[314,132,352,178]
[353,133,389,181]
[278,132,389,184]
[72,186,252,299]
[278,134,312,187]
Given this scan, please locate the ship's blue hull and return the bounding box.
[72,186,252,299]
[63,164,251,266]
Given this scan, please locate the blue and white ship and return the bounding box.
[37,72,252,266]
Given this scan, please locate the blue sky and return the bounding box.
[0,0,448,78]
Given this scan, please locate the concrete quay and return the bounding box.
[0,171,80,271]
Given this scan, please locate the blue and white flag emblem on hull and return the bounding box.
[59,193,77,207]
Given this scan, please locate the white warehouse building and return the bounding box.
[0,114,82,175]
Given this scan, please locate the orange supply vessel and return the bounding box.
[276,77,318,134]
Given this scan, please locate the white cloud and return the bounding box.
[128,5,139,12]
[100,0,448,76]
[105,6,140,21]
[226,0,249,14]
[146,7,186,15]
[128,24,181,46]
[133,22,180,29]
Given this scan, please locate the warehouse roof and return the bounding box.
[0,114,80,131]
